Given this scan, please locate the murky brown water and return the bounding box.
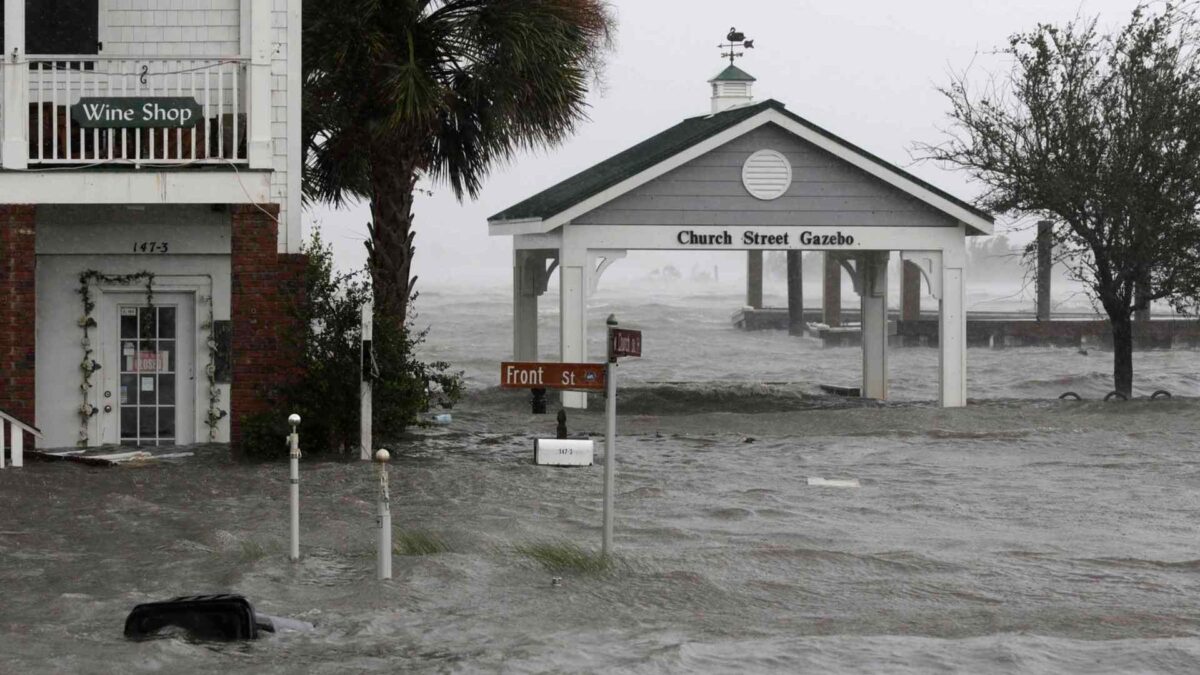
[3,286,1200,673]
[3,395,1200,673]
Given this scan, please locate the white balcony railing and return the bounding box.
[21,56,248,166]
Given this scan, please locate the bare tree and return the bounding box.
[920,3,1200,396]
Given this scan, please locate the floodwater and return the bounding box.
[3,284,1200,673]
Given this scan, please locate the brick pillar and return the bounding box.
[0,205,36,425]
[230,204,306,447]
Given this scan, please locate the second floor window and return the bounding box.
[1,0,99,55]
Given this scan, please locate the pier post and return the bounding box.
[902,261,921,322]
[823,253,841,327]
[786,251,803,335]
[860,253,889,400]
[1036,221,1052,321]
[746,251,763,309]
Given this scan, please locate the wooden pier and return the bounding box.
[732,307,1200,349]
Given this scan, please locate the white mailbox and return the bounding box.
[534,439,595,467]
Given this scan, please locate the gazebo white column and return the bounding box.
[512,249,541,361]
[559,239,588,408]
[859,252,889,399]
[939,256,967,407]
[902,247,966,407]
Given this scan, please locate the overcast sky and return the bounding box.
[305,0,1149,290]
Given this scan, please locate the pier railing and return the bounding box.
[0,408,41,469]
[19,56,248,165]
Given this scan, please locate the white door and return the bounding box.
[99,293,195,446]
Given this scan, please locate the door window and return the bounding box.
[119,305,177,447]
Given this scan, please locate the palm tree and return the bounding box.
[303,0,614,330]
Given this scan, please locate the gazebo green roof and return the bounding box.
[709,64,756,82]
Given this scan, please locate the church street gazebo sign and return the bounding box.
[71,97,203,128]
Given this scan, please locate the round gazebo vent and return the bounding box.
[741,149,792,200]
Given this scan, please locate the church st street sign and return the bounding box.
[70,97,203,129]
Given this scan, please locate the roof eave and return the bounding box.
[488,216,550,236]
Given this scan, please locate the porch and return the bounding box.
[0,0,275,171]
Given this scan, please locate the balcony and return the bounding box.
[20,56,248,166]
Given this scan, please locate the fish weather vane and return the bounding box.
[719,27,754,65]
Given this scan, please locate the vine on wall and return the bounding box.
[199,293,227,441]
[77,271,155,447]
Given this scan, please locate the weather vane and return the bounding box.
[719,27,754,65]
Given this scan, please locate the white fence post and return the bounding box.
[360,302,373,461]
[10,423,22,468]
[0,420,6,469]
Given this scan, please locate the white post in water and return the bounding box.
[603,315,618,557]
[360,302,373,461]
[376,448,392,580]
[288,413,302,561]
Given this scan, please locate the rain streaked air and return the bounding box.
[3,1,1200,673]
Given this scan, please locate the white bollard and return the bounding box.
[375,448,392,580]
[288,413,301,562]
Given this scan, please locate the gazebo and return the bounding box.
[488,62,993,408]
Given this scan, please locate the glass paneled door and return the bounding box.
[108,294,195,446]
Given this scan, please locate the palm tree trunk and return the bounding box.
[366,152,419,329]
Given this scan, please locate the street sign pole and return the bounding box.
[603,316,618,558]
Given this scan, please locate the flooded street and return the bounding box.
[3,286,1200,673]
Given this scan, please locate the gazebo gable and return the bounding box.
[571,122,958,230]
[488,99,993,236]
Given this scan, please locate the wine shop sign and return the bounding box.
[70,97,203,129]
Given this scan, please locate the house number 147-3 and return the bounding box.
[133,242,169,253]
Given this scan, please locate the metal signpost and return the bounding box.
[360,302,374,461]
[501,318,640,558]
[603,317,641,557]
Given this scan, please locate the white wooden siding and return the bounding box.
[102,0,242,57]
[572,124,955,229]
[100,0,295,251]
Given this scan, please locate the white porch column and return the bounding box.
[246,0,273,169]
[2,0,29,169]
[939,265,967,407]
[559,240,588,408]
[859,252,889,400]
[513,249,539,361]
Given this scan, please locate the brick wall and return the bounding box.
[230,203,305,447]
[0,206,37,425]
